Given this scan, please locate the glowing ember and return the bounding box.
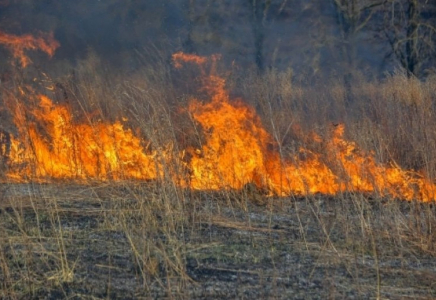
[2,51,436,201]
[0,30,59,67]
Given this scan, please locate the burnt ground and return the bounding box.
[0,183,436,299]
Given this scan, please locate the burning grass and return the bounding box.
[0,36,436,298]
[2,52,436,202]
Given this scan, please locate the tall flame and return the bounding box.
[6,92,159,181]
[2,51,436,201]
[0,30,59,67]
[174,52,436,201]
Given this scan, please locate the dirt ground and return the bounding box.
[1,183,435,299]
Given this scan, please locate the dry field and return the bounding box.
[0,43,436,298]
[1,183,436,299]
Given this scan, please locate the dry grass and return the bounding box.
[0,52,436,298]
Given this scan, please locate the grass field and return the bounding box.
[1,51,436,299]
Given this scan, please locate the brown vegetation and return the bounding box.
[0,49,436,298]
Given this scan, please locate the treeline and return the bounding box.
[0,0,435,78]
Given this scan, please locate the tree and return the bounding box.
[326,0,384,104]
[247,0,271,72]
[332,0,385,71]
[383,0,436,77]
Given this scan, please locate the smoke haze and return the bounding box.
[2,0,433,77]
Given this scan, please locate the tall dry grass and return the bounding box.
[237,68,436,177]
[0,51,435,298]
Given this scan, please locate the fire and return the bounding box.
[0,30,59,67]
[172,52,210,69]
[1,51,436,201]
[6,93,159,181]
[173,52,436,201]
[173,52,270,190]
[326,125,436,201]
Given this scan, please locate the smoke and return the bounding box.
[0,0,432,78]
[0,1,185,68]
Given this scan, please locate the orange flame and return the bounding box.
[7,93,159,181]
[2,52,436,201]
[173,52,436,201]
[173,52,210,69]
[0,30,59,67]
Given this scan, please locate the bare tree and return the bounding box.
[247,0,272,72]
[332,0,385,71]
[383,0,436,77]
[330,0,385,102]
